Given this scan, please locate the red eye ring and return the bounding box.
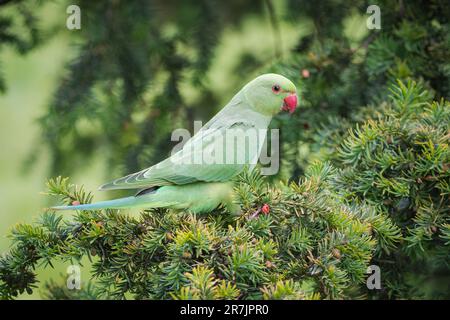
[272,84,281,94]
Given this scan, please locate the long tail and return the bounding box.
[51,182,232,213]
[52,196,142,211]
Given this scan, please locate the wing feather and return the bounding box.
[99,98,271,190]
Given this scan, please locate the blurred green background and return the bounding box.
[0,1,76,299]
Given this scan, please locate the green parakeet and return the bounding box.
[53,73,298,213]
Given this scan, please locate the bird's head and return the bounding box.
[242,73,298,116]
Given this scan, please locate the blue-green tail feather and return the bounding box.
[51,182,234,213]
[51,196,139,211]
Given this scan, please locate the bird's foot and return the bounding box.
[248,204,270,219]
[249,208,261,220]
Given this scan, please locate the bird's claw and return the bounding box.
[248,208,261,220]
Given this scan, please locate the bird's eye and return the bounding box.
[272,84,281,94]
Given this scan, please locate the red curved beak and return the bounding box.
[282,93,298,114]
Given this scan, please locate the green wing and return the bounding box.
[99,92,272,191]
[99,121,257,190]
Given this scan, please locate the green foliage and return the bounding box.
[327,81,450,298]
[275,0,450,179]
[42,281,99,300]
[1,164,391,300]
[171,266,240,300]
[261,279,319,300]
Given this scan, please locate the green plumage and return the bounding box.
[53,182,237,213]
[53,74,297,213]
